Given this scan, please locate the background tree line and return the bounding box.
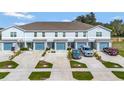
[74,12,124,37]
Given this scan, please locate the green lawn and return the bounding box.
[70,60,87,68]
[101,61,123,68]
[29,72,51,80]
[112,42,124,57]
[35,60,53,68]
[112,71,124,80]
[0,72,9,79]
[72,71,93,80]
[0,61,19,69]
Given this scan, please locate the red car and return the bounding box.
[103,47,119,56]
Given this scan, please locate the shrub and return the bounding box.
[94,52,101,61]
[67,48,72,51]
[42,48,49,57]
[67,50,72,60]
[42,51,46,57]
[9,50,21,60]
[46,48,50,51]
[20,48,29,51]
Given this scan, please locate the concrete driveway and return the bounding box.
[77,56,120,81]
[44,53,74,80]
[0,52,13,61]
[99,52,124,67]
[1,51,42,81]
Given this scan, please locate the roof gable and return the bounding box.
[1,26,25,32]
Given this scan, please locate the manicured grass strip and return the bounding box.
[35,60,53,68]
[70,60,87,68]
[112,71,124,80]
[112,42,124,57]
[0,61,18,69]
[29,72,51,80]
[119,50,124,57]
[72,71,93,80]
[0,72,9,79]
[101,61,123,68]
[112,42,124,51]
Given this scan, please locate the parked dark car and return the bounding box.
[72,49,81,59]
[103,47,119,56]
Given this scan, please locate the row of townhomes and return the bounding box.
[0,22,112,51]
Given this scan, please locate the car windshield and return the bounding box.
[84,48,92,50]
[73,50,80,54]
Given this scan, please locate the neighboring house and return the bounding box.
[0,22,112,51]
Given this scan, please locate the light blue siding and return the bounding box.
[56,42,65,50]
[4,43,12,50]
[100,42,109,50]
[35,42,44,50]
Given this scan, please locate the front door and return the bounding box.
[68,42,75,49]
[27,42,33,49]
[47,42,54,49]
[88,42,94,49]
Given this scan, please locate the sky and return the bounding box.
[0,12,124,28]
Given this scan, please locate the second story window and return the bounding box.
[96,32,102,37]
[55,32,58,37]
[10,32,17,37]
[42,32,45,37]
[63,32,66,37]
[75,32,78,37]
[83,32,87,37]
[34,32,37,37]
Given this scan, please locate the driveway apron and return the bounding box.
[99,52,124,67]
[79,56,120,80]
[2,51,41,81]
[44,53,74,80]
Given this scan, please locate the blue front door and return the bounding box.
[4,43,12,50]
[56,42,65,50]
[35,42,44,50]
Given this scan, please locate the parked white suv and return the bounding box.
[80,45,94,57]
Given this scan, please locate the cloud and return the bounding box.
[14,22,27,25]
[112,16,122,20]
[61,19,71,22]
[3,12,34,19]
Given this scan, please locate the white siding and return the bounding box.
[2,27,24,40]
[66,32,75,37]
[87,27,111,39]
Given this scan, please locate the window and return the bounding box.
[63,32,66,37]
[34,32,37,37]
[96,32,102,37]
[10,32,17,37]
[42,32,45,37]
[83,32,87,37]
[55,32,58,37]
[75,32,78,37]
